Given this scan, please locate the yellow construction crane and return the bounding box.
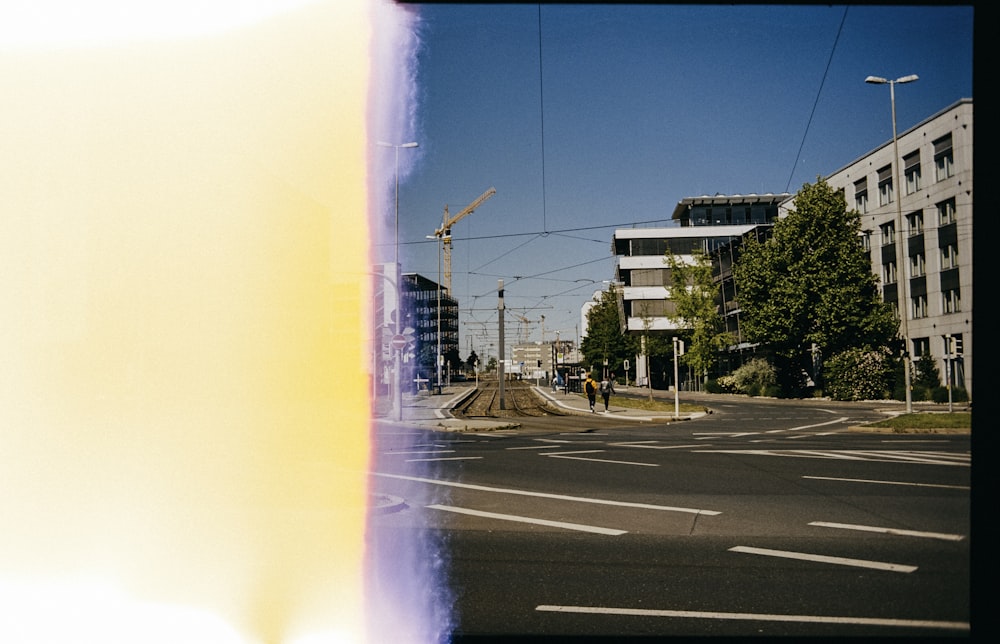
[433,187,496,293]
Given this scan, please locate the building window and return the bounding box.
[940,243,959,269]
[903,150,921,194]
[882,260,897,285]
[937,197,956,226]
[906,210,923,236]
[943,288,961,314]
[631,268,667,287]
[877,165,893,206]
[853,178,868,214]
[912,294,928,319]
[909,252,925,278]
[880,221,895,245]
[912,337,930,358]
[860,231,871,252]
[933,134,953,182]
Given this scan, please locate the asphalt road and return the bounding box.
[369,396,971,639]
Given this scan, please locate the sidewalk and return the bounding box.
[374,383,704,432]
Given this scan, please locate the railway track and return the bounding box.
[452,379,570,419]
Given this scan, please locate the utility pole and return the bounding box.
[498,279,506,410]
[673,337,685,419]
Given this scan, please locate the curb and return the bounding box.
[371,493,407,515]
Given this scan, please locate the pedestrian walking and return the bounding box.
[583,373,599,412]
[600,373,615,412]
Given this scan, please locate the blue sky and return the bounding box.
[377,2,973,361]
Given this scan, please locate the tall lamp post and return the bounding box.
[377,140,418,421]
[865,74,917,414]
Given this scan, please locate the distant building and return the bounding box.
[606,194,787,388]
[400,272,459,383]
[610,193,787,337]
[512,340,580,376]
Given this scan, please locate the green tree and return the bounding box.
[912,352,941,401]
[664,248,734,387]
[633,301,669,399]
[465,349,480,373]
[732,178,898,395]
[580,289,636,379]
[445,347,462,374]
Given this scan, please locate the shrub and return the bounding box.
[931,386,969,403]
[730,359,777,397]
[824,347,893,401]
[707,376,737,393]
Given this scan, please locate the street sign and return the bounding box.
[390,334,408,350]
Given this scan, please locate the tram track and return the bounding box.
[452,379,570,419]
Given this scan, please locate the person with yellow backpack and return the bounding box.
[583,372,599,413]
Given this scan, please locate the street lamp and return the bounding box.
[866,74,918,414]
[377,140,418,420]
[376,141,419,272]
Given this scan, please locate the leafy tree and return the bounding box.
[444,347,462,373]
[465,349,480,373]
[912,352,941,401]
[632,301,670,399]
[914,353,941,389]
[580,289,636,379]
[664,248,734,386]
[732,178,898,395]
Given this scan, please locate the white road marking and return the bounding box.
[610,442,703,450]
[808,521,964,541]
[728,545,917,573]
[506,445,566,450]
[372,472,721,515]
[696,449,969,467]
[427,504,627,535]
[539,449,605,456]
[545,454,659,466]
[803,475,969,490]
[391,450,455,455]
[535,605,967,632]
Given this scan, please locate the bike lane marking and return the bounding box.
[808,521,964,541]
[728,545,917,573]
[427,504,627,535]
[535,605,968,632]
[372,472,721,515]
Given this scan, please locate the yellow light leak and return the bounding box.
[0,0,324,50]
[1,1,372,643]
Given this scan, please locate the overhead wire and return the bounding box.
[783,6,849,194]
